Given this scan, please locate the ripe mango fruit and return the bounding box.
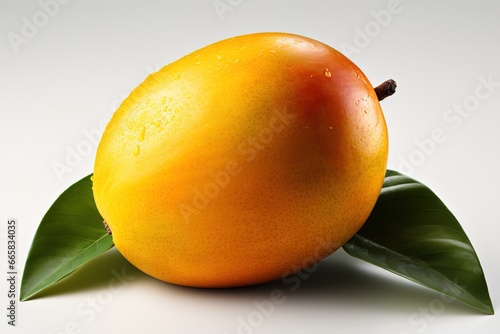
[93,32,389,288]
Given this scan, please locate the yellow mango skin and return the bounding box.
[93,32,388,288]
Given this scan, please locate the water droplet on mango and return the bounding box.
[133,145,140,156]
[138,125,146,142]
[324,68,332,78]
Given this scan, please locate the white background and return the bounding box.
[1,0,499,333]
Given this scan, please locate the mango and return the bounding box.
[93,32,389,287]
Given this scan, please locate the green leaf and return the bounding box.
[343,170,494,314]
[20,174,114,301]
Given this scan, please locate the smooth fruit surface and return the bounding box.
[92,32,388,288]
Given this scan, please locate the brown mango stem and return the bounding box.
[103,220,112,235]
[375,79,397,101]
